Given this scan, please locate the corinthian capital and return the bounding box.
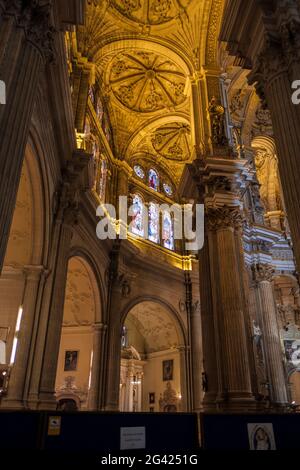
[251,263,274,283]
[206,206,244,231]
[2,0,55,62]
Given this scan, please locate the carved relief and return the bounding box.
[127,302,179,353]
[151,123,191,161]
[63,258,96,326]
[109,52,186,112]
[111,0,191,25]
[206,206,244,231]
[251,264,274,283]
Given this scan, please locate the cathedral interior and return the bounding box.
[1,0,300,453]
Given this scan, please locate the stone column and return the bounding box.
[26,151,92,409]
[252,264,288,406]
[0,2,54,271]
[127,367,134,412]
[88,323,107,410]
[137,374,142,412]
[103,240,131,411]
[207,207,254,408]
[190,303,202,412]
[178,346,188,412]
[2,266,44,408]
[248,6,300,273]
[37,209,76,408]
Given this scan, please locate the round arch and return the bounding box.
[4,141,48,267]
[68,247,106,324]
[120,295,187,348]
[119,296,188,413]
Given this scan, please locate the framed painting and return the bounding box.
[64,350,79,372]
[162,359,173,381]
[149,392,155,404]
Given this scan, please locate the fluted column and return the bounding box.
[252,264,288,405]
[207,207,254,407]
[127,367,134,412]
[88,323,107,410]
[2,266,44,408]
[103,302,122,411]
[248,5,300,272]
[0,2,54,272]
[37,211,75,408]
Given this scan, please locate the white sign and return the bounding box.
[120,426,146,450]
[248,423,276,450]
[0,80,5,105]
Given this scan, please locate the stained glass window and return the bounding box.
[149,169,159,191]
[148,202,160,244]
[163,183,173,196]
[162,210,174,250]
[99,159,107,202]
[88,86,95,104]
[131,195,145,237]
[96,97,104,124]
[134,165,145,179]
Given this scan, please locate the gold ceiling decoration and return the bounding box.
[109,51,187,113]
[111,0,192,25]
[151,123,191,161]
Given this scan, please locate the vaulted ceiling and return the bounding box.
[76,0,225,183]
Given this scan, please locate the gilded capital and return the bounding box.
[251,263,274,283]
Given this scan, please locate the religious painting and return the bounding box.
[149,169,159,191]
[149,392,155,404]
[284,339,300,366]
[131,194,145,237]
[64,350,79,372]
[163,359,173,381]
[148,202,159,243]
[247,423,276,450]
[162,211,174,250]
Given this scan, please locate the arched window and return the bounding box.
[162,210,174,250]
[134,165,145,179]
[148,202,159,244]
[96,97,104,124]
[163,183,173,196]
[149,169,159,191]
[131,195,145,237]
